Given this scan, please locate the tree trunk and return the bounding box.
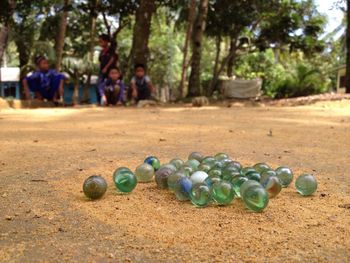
[188,0,209,97]
[227,40,236,77]
[0,0,16,66]
[208,35,222,96]
[209,37,238,95]
[82,0,100,103]
[55,0,70,71]
[129,0,156,71]
[346,0,350,93]
[179,0,197,98]
[0,27,10,67]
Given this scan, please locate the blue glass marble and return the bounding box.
[144,156,161,171]
[174,177,193,201]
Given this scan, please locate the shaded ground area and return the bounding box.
[0,101,350,262]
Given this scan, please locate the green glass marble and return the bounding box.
[212,160,225,170]
[211,181,235,205]
[214,153,229,161]
[220,158,234,167]
[170,158,184,170]
[83,175,107,200]
[144,156,161,171]
[113,169,137,193]
[242,167,257,176]
[231,176,248,198]
[242,185,269,212]
[181,165,194,176]
[190,171,209,185]
[167,171,186,191]
[135,163,154,183]
[275,167,293,187]
[174,177,192,201]
[201,156,217,168]
[204,176,221,187]
[228,161,242,171]
[239,180,262,198]
[260,170,277,183]
[222,166,241,181]
[261,176,282,198]
[155,166,174,189]
[295,174,317,196]
[253,163,271,174]
[112,167,131,181]
[185,159,200,171]
[198,163,211,173]
[189,183,212,207]
[208,168,222,178]
[246,171,261,182]
[188,152,204,162]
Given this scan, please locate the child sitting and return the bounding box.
[23,56,65,103]
[130,64,155,102]
[98,67,125,106]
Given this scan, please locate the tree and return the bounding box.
[346,0,350,93]
[55,0,71,70]
[188,0,209,97]
[0,0,16,66]
[179,0,196,98]
[129,0,156,71]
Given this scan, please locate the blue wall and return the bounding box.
[0,81,98,104]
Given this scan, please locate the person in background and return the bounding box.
[23,56,65,104]
[130,64,155,102]
[98,34,118,103]
[98,67,125,106]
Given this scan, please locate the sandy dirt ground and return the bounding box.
[0,101,350,263]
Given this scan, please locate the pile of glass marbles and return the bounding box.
[82,152,318,212]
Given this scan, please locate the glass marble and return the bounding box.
[144,156,161,171]
[214,153,229,161]
[295,174,317,196]
[211,181,235,205]
[83,175,107,200]
[190,171,209,184]
[212,160,225,170]
[167,171,186,191]
[260,170,277,183]
[242,167,257,176]
[185,159,201,171]
[242,185,269,212]
[228,161,242,171]
[208,168,222,178]
[222,166,241,181]
[231,176,248,198]
[113,169,137,193]
[275,167,294,187]
[189,183,212,207]
[253,163,271,174]
[239,180,262,198]
[204,176,221,187]
[246,171,261,182]
[188,152,204,162]
[220,158,234,167]
[174,177,193,201]
[155,166,174,189]
[170,158,184,170]
[261,176,282,198]
[201,156,217,168]
[112,167,131,181]
[161,163,177,173]
[198,164,211,173]
[135,163,154,183]
[181,165,194,176]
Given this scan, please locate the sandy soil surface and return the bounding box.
[0,101,350,263]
